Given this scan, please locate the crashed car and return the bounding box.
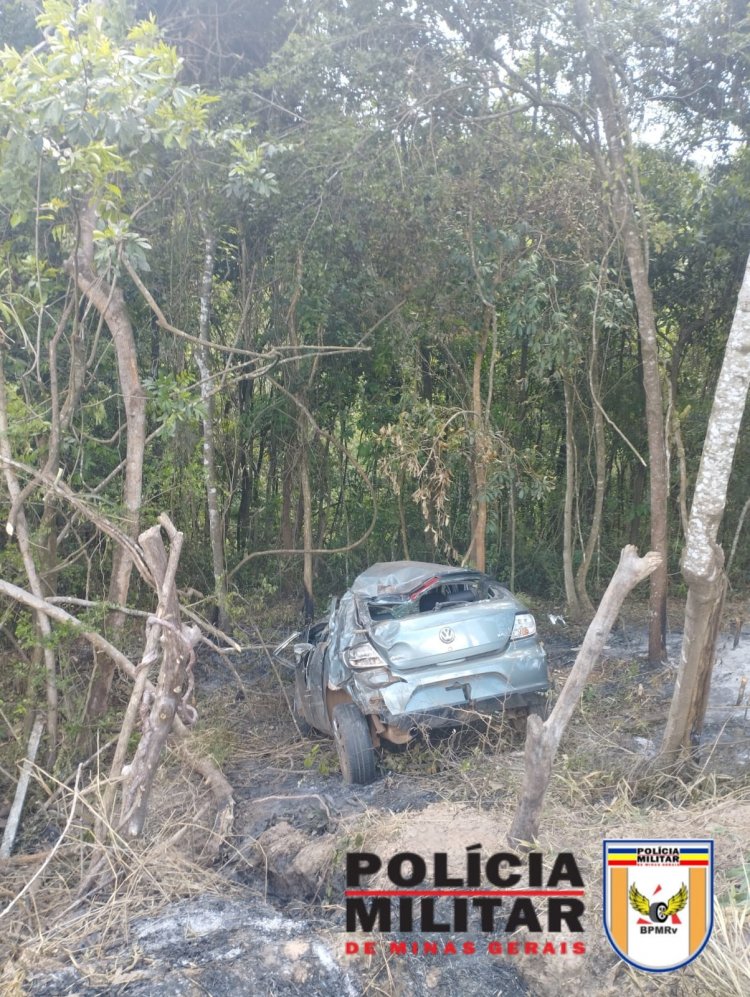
[275,561,549,785]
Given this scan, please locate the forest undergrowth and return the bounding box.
[1,601,749,996]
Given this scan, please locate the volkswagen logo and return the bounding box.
[439,626,455,644]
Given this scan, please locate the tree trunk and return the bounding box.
[315,435,331,549]
[194,224,229,631]
[509,478,516,591]
[299,421,315,622]
[727,496,750,579]
[466,315,490,572]
[562,378,581,617]
[575,0,669,663]
[670,403,691,539]
[469,460,488,573]
[67,203,147,720]
[40,297,84,599]
[575,349,607,615]
[280,442,295,552]
[398,468,411,560]
[0,715,44,858]
[509,546,661,848]
[235,380,254,552]
[0,354,58,762]
[661,251,750,758]
[237,463,251,552]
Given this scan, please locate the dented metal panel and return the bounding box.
[277,560,550,754]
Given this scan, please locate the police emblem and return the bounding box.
[603,839,713,972]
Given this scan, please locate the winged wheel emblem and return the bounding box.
[629,882,688,923]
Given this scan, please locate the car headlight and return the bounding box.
[510,613,536,639]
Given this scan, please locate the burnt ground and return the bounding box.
[4,605,750,997]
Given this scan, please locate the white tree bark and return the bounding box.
[662,251,750,757]
[194,224,229,631]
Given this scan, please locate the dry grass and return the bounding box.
[2,608,749,995]
[345,781,750,997]
[330,641,750,997]
[0,661,312,989]
[0,753,237,990]
[693,893,750,995]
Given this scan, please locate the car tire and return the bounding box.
[649,901,668,923]
[331,703,377,785]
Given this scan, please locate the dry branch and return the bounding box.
[0,532,233,845]
[0,764,81,921]
[0,716,45,859]
[508,545,661,848]
[119,517,201,837]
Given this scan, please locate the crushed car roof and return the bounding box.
[350,561,474,596]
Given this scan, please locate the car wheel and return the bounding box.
[331,703,377,785]
[649,901,668,923]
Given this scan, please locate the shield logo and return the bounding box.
[603,838,713,973]
[438,626,455,644]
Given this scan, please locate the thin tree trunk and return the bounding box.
[235,380,254,552]
[0,355,58,762]
[299,423,314,622]
[509,546,661,848]
[670,404,690,539]
[194,224,229,631]
[576,0,669,663]
[727,496,750,578]
[0,715,44,858]
[398,468,411,560]
[280,443,295,551]
[465,312,490,572]
[67,203,147,720]
[237,462,253,553]
[575,351,606,615]
[40,296,83,598]
[662,251,750,758]
[315,435,331,548]
[469,461,488,573]
[562,378,581,617]
[509,478,516,592]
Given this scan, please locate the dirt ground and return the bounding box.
[2,602,749,996]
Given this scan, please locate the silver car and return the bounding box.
[276,561,549,784]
